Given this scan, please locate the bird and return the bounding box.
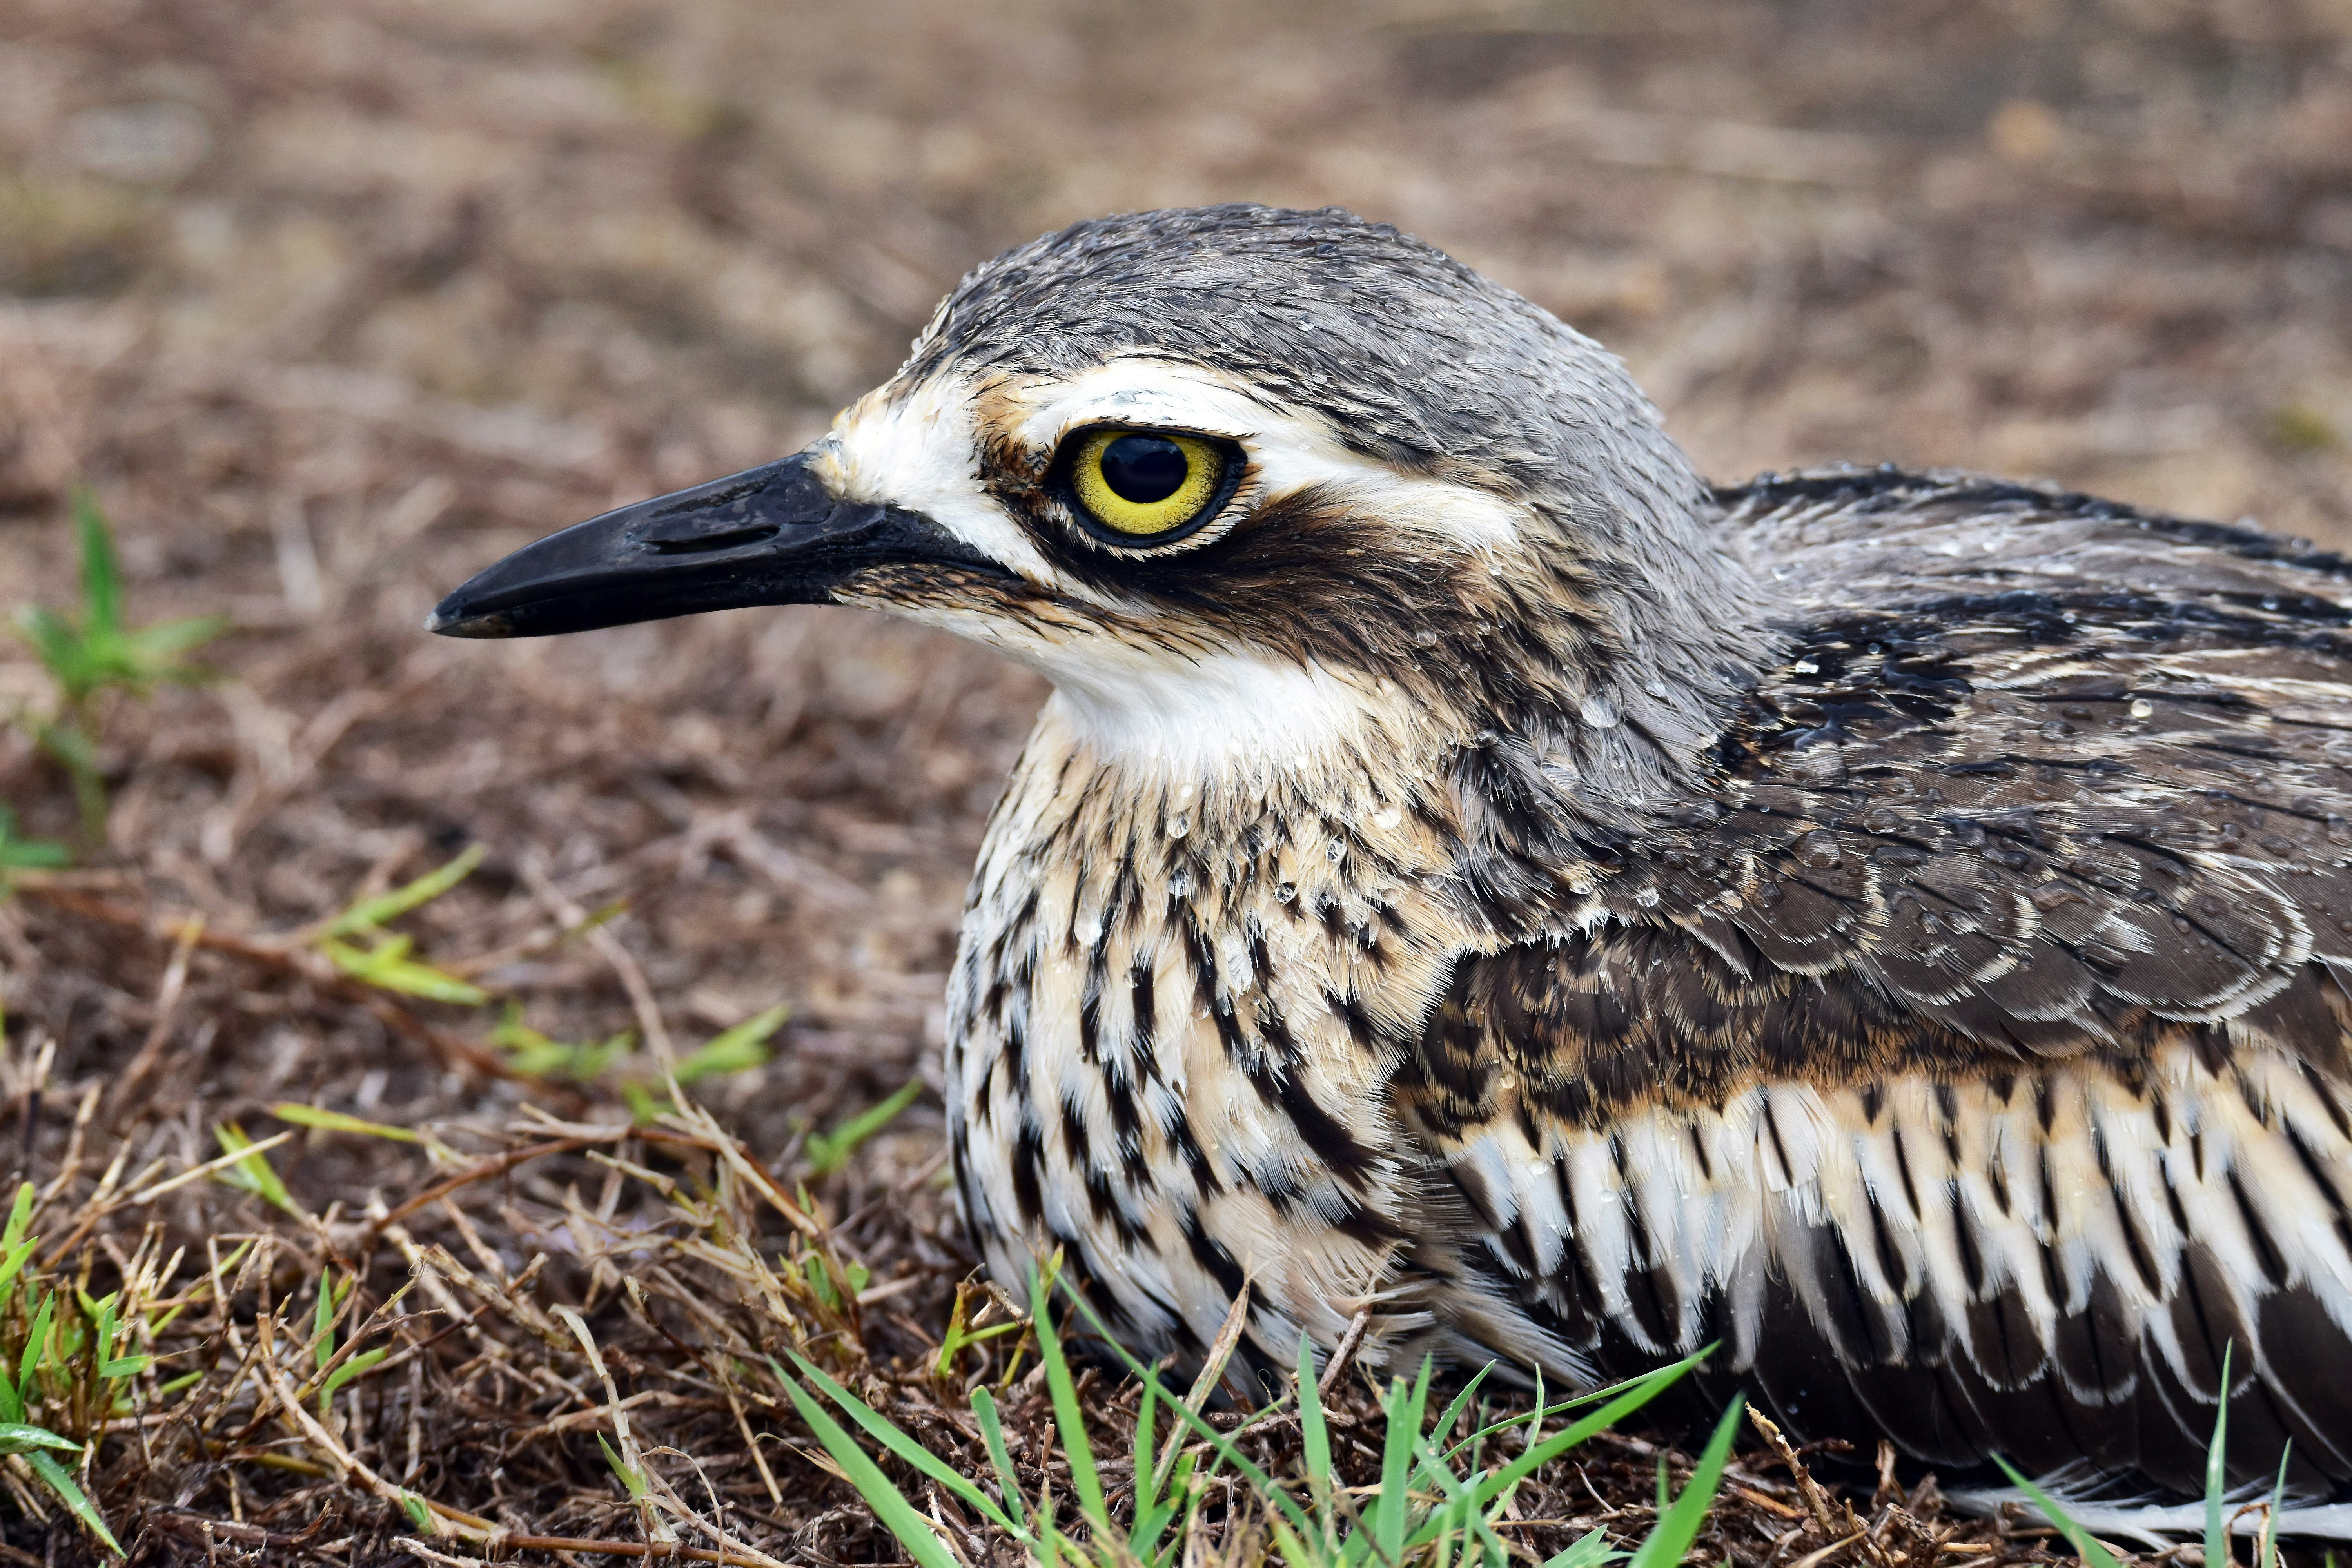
[429,203,2352,1500]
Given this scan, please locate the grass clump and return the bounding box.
[0,805,68,893]
[0,1181,162,1557]
[786,1259,1740,1568]
[10,490,222,841]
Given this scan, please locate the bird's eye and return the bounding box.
[1067,429,1230,540]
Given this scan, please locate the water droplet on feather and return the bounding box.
[1796,831,1843,869]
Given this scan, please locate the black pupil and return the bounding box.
[1099,435,1190,505]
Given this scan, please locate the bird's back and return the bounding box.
[1410,466,2352,1493]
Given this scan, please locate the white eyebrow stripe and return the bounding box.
[815,355,1529,608]
[1009,358,1278,448]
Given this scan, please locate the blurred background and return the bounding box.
[3,0,2352,1224]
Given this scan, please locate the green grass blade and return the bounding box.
[1444,1359,1695,1462]
[312,1275,338,1366]
[212,1125,303,1217]
[0,1184,33,1257]
[2207,1341,2233,1568]
[781,1353,1020,1534]
[1626,1396,1741,1568]
[1991,1457,2122,1568]
[1465,1350,1708,1514]
[1161,1449,1202,1568]
[2259,1444,2290,1568]
[320,935,490,1004]
[0,1423,85,1456]
[19,1288,55,1402]
[273,1103,421,1143]
[1424,1363,1494,1465]
[596,1433,649,1500]
[1029,1267,1110,1537]
[1130,1385,1181,1568]
[1543,1527,1623,1568]
[773,1375,960,1568]
[11,604,89,698]
[72,489,123,642]
[1405,1438,1508,1567]
[324,844,485,936]
[1299,1332,1332,1525]
[1036,1465,1060,1568]
[124,614,225,660]
[320,1348,388,1406]
[969,1386,1026,1531]
[673,1003,789,1084]
[93,1294,149,1378]
[0,816,69,872]
[1269,1515,1319,1568]
[804,1078,921,1174]
[0,1235,40,1316]
[26,1447,121,1557]
[1375,1359,1433,1562]
[1133,1370,1159,1516]
[1056,1284,1322,1546]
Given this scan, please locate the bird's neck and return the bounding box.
[1007,617,1773,944]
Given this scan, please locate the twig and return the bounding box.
[1319,1305,1375,1397]
[363,1137,594,1236]
[1790,1532,1869,1568]
[1749,1407,1844,1540]
[1750,1407,1895,1568]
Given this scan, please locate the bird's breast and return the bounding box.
[940,714,1480,1359]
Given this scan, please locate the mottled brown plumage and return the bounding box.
[431,205,2352,1507]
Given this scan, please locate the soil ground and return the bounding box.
[2,0,2350,1562]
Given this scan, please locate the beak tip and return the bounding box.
[423,598,511,638]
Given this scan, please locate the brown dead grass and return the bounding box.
[2,0,2351,1560]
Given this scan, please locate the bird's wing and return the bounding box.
[1402,470,2352,1492]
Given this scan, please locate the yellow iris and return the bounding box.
[1069,429,1223,537]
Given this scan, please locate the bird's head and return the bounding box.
[431,205,1764,808]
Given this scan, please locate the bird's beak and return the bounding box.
[425,452,999,638]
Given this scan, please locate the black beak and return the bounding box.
[425,452,1000,638]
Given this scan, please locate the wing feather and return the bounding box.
[1406,471,2352,1492]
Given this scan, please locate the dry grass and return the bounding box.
[2,0,2351,1560]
